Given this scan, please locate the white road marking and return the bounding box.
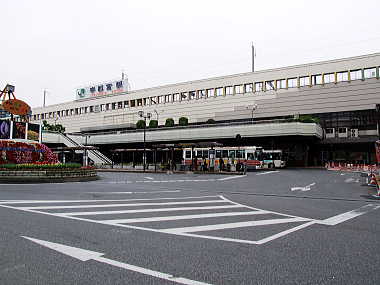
[291,183,316,192]
[58,204,243,216]
[22,236,212,285]
[101,210,268,224]
[86,190,181,194]
[217,175,246,181]
[317,204,380,226]
[256,171,280,175]
[0,195,218,204]
[21,199,227,210]
[161,217,311,234]
[144,177,154,180]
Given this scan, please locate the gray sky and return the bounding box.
[1,0,380,107]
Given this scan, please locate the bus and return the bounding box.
[261,149,286,168]
[182,146,264,171]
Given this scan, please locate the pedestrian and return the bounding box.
[219,157,224,171]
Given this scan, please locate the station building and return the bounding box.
[31,52,380,166]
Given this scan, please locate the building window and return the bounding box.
[111,103,116,110]
[143,98,149,105]
[150,97,157,105]
[85,107,89,113]
[137,99,143,106]
[173,93,180,101]
[198,90,205,99]
[311,74,322,85]
[255,82,263,92]
[100,104,105,111]
[364,67,376,79]
[130,100,136,108]
[225,86,234,95]
[337,71,349,82]
[206,89,214,98]
[299,76,310,87]
[117,102,122,109]
[158,96,164,104]
[265,81,275,91]
[244,83,253,93]
[350,69,362,80]
[235,85,243,94]
[165,94,172,103]
[276,79,286,89]
[288,78,297,88]
[324,73,335,84]
[98,85,104,92]
[215,88,223,96]
[189,91,196,100]
[124,101,129,108]
[181,92,188,100]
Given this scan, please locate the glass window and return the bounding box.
[185,150,191,159]
[158,96,164,104]
[236,150,245,158]
[350,69,362,80]
[181,92,188,100]
[100,104,105,111]
[337,71,349,82]
[150,97,157,105]
[85,107,89,113]
[143,98,149,105]
[165,94,172,103]
[206,89,214,98]
[244,83,253,93]
[123,101,129,108]
[130,100,136,108]
[137,99,142,106]
[225,86,234,95]
[111,103,116,110]
[202,150,209,158]
[311,74,322,85]
[173,93,180,102]
[324,73,335,84]
[198,90,206,99]
[89,106,94,113]
[276,79,286,89]
[215,149,221,158]
[229,150,236,158]
[255,82,263,92]
[222,150,228,158]
[288,78,297,88]
[189,91,196,100]
[235,85,243,94]
[364,67,376,79]
[265,81,275,91]
[299,76,310,87]
[74,109,78,115]
[94,105,100,112]
[215,87,223,96]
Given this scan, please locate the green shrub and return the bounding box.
[165,118,175,127]
[136,120,146,129]
[298,115,320,124]
[178,117,188,126]
[149,120,158,128]
[206,118,216,124]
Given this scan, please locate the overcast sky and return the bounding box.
[1,0,380,107]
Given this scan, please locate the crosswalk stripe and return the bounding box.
[0,196,219,205]
[160,217,312,234]
[19,200,226,210]
[101,210,268,224]
[57,205,243,216]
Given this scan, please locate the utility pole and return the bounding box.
[43,90,46,107]
[251,43,255,73]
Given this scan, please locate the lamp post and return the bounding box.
[138,111,152,172]
[247,104,258,123]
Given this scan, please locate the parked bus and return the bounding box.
[261,149,286,168]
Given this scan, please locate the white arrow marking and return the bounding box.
[22,236,213,285]
[291,183,316,192]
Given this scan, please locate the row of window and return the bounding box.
[31,66,379,121]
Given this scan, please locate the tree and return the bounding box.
[136,120,146,129]
[149,120,158,128]
[298,115,320,124]
[206,118,215,124]
[42,120,65,133]
[165,118,175,127]
[178,117,188,126]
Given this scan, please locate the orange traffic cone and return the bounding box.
[368,173,377,187]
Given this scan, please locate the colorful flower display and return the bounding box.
[0,140,59,164]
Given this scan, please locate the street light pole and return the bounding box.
[248,104,258,123]
[138,111,152,172]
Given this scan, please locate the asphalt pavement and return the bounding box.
[0,169,379,285]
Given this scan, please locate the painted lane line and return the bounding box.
[161,217,312,234]
[101,210,268,224]
[317,204,380,226]
[57,205,243,216]
[22,236,212,285]
[20,199,227,210]
[144,177,154,180]
[291,183,316,192]
[86,190,181,194]
[217,175,246,181]
[255,221,316,244]
[256,171,280,175]
[0,195,219,204]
